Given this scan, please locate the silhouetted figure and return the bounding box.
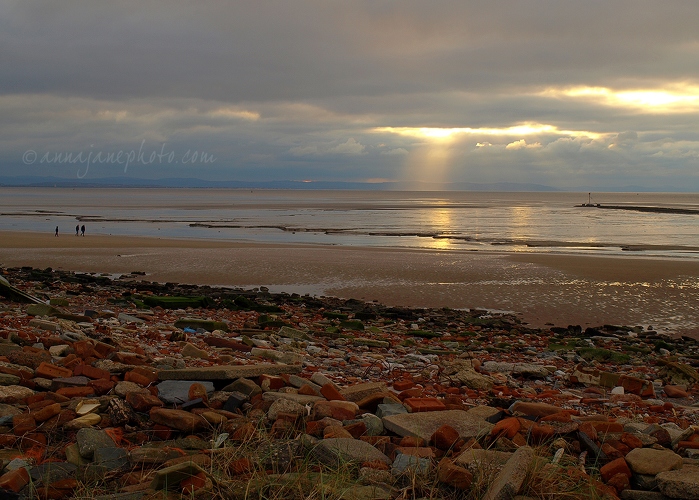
[80,225,85,236]
[55,226,59,237]
[76,224,79,236]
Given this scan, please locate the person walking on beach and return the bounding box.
[55,226,59,237]
[80,225,85,236]
[75,224,79,236]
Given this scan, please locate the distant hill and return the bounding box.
[0,176,562,191]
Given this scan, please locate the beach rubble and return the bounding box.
[0,266,698,499]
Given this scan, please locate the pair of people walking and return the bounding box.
[75,224,85,236]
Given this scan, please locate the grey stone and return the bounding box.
[382,407,495,442]
[93,447,129,470]
[28,318,61,331]
[278,326,310,340]
[483,446,535,500]
[357,413,384,436]
[455,448,513,471]
[481,361,550,378]
[631,474,659,491]
[310,372,337,388]
[262,391,323,405]
[0,374,20,386]
[338,484,394,500]
[27,303,60,317]
[0,343,21,356]
[392,454,431,476]
[625,448,683,475]
[129,446,187,465]
[94,493,145,500]
[181,342,209,359]
[313,438,391,467]
[28,461,77,486]
[60,330,87,342]
[288,375,321,393]
[621,491,671,500]
[117,312,145,324]
[657,465,699,500]
[114,381,150,397]
[150,462,207,490]
[222,377,263,397]
[340,382,388,402]
[76,428,116,459]
[358,467,393,485]
[376,403,407,418]
[156,380,214,404]
[251,348,304,364]
[158,363,302,381]
[267,398,307,421]
[455,369,495,390]
[0,385,34,404]
[256,439,304,473]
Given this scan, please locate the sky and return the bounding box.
[2,1,699,190]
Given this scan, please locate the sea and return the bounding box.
[2,188,699,259]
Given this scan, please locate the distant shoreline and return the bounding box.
[2,229,699,339]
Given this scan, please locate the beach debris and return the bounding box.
[0,266,697,499]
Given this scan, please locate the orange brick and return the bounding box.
[88,379,115,396]
[72,340,96,358]
[0,467,30,493]
[74,364,110,380]
[32,403,61,423]
[129,366,158,383]
[431,424,460,450]
[12,414,36,436]
[124,371,152,387]
[92,341,116,358]
[404,397,446,413]
[320,383,346,401]
[393,380,415,391]
[592,422,624,433]
[490,417,521,439]
[55,386,95,398]
[35,362,73,379]
[600,457,631,483]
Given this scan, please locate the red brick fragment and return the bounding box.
[490,417,521,440]
[437,458,473,489]
[12,414,37,436]
[35,362,73,379]
[404,397,446,413]
[181,471,207,494]
[431,424,460,450]
[74,364,110,380]
[591,421,624,433]
[32,403,61,423]
[126,392,164,412]
[393,380,415,391]
[229,457,253,475]
[88,379,115,396]
[600,457,631,483]
[55,386,95,398]
[0,467,30,493]
[320,383,346,401]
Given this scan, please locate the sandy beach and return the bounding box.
[2,230,699,338]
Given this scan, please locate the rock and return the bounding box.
[117,312,146,324]
[455,369,495,390]
[657,465,699,499]
[0,385,34,404]
[181,343,209,359]
[223,378,263,397]
[625,448,683,475]
[150,462,207,490]
[664,385,689,398]
[483,446,535,500]
[93,447,129,470]
[510,401,563,418]
[437,458,473,489]
[313,438,391,466]
[267,398,307,421]
[482,361,550,378]
[392,454,431,475]
[76,428,117,459]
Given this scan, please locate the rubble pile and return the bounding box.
[0,266,698,499]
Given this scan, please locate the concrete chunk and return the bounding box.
[382,408,495,442]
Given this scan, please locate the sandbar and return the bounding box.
[1,230,699,338]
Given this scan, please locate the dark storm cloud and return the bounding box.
[1,1,698,188]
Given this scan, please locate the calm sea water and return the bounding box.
[2,188,699,258]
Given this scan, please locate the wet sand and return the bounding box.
[1,230,699,338]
